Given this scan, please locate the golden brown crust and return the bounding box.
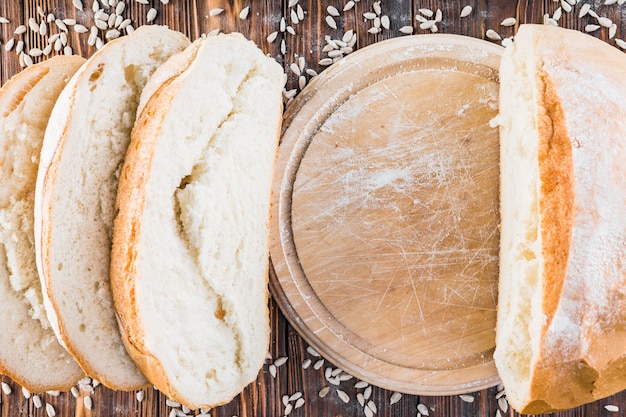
[508,24,626,414]
[110,43,201,398]
[0,55,86,392]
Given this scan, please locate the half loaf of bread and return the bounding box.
[34,26,190,390]
[110,33,284,409]
[495,24,626,413]
[0,56,85,392]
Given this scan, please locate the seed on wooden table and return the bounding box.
[73,0,83,10]
[239,6,250,19]
[561,0,572,12]
[363,12,376,20]
[486,29,501,40]
[325,15,337,29]
[373,1,382,15]
[29,47,43,57]
[318,386,330,398]
[284,403,293,416]
[364,385,372,400]
[605,405,619,413]
[15,24,26,34]
[419,20,436,30]
[381,15,390,29]
[609,23,617,39]
[274,356,288,367]
[344,1,355,11]
[435,9,442,22]
[306,68,317,77]
[288,0,298,6]
[33,395,42,408]
[116,2,125,15]
[337,390,349,403]
[269,364,277,377]
[0,17,9,23]
[579,3,590,18]
[417,403,429,416]
[166,399,180,407]
[209,8,223,16]
[290,62,301,76]
[327,5,339,17]
[597,16,612,28]
[295,398,305,408]
[298,56,305,70]
[553,7,562,21]
[364,407,374,417]
[501,17,516,26]
[399,25,413,34]
[39,22,47,36]
[1,382,11,395]
[585,24,600,32]
[319,58,333,66]
[616,38,626,49]
[459,394,474,403]
[357,392,365,406]
[146,8,157,23]
[460,5,472,17]
[367,27,381,34]
[46,403,56,417]
[136,390,145,402]
[367,400,377,413]
[498,397,508,412]
[16,40,24,54]
[84,396,93,410]
[70,387,79,398]
[297,4,304,20]
[267,31,278,43]
[389,392,402,405]
[4,38,14,51]
[418,8,433,17]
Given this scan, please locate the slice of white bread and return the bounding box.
[495,24,626,413]
[34,26,190,390]
[110,33,284,409]
[0,56,85,392]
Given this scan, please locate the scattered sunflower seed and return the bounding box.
[326,15,337,29]
[486,29,502,40]
[267,31,278,43]
[46,403,56,417]
[337,390,350,403]
[501,17,516,26]
[1,382,11,395]
[318,386,330,398]
[146,8,157,23]
[136,390,145,402]
[84,396,93,410]
[239,6,250,19]
[390,392,402,405]
[459,394,475,403]
[605,405,619,413]
[417,403,429,416]
[344,1,355,11]
[460,5,472,17]
[327,6,340,17]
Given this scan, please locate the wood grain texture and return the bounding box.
[0,1,625,417]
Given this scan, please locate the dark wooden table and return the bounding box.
[1,1,625,416]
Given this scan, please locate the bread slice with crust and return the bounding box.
[34,26,190,390]
[110,33,284,409]
[0,56,86,392]
[495,24,626,413]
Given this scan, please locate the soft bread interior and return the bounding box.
[0,56,85,392]
[493,35,544,405]
[36,26,190,390]
[114,34,284,408]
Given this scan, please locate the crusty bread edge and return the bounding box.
[110,36,281,409]
[110,40,205,405]
[34,32,169,391]
[0,56,86,393]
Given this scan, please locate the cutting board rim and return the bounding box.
[269,34,504,395]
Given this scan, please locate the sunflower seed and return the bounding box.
[146,8,157,22]
[381,15,390,29]
[585,24,600,32]
[460,5,472,17]
[116,2,125,15]
[355,380,369,389]
[597,16,612,28]
[459,394,475,403]
[486,29,502,40]
[435,9,442,22]
[390,392,402,405]
[616,38,626,49]
[29,47,43,57]
[579,3,590,18]
[501,17,516,26]
[318,386,330,398]
[319,58,333,66]
[269,364,277,377]
[313,358,325,368]
[84,396,93,410]
[343,1,355,11]
[367,400,377,413]
[326,15,337,29]
[399,25,413,34]
[364,386,372,400]
[239,6,250,19]
[337,390,349,403]
[363,12,376,20]
[209,8,224,16]
[605,405,619,413]
[46,403,56,417]
[609,23,617,38]
[419,8,433,17]
[373,1,382,15]
[553,7,562,21]
[136,390,145,402]
[327,6,340,16]
[295,398,305,408]
[290,62,301,76]
[0,17,9,23]
[73,0,83,10]
[70,387,79,398]
[417,403,429,416]
[267,31,278,43]
[297,4,304,20]
[357,392,365,406]
[4,38,14,51]
[14,24,26,34]
[561,0,572,12]
[1,383,11,395]
[33,395,43,408]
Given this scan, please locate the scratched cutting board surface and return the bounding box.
[270,35,504,395]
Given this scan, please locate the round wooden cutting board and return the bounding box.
[270,35,503,395]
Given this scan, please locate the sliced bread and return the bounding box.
[0,56,85,392]
[34,26,190,390]
[110,33,284,409]
[495,24,626,413]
